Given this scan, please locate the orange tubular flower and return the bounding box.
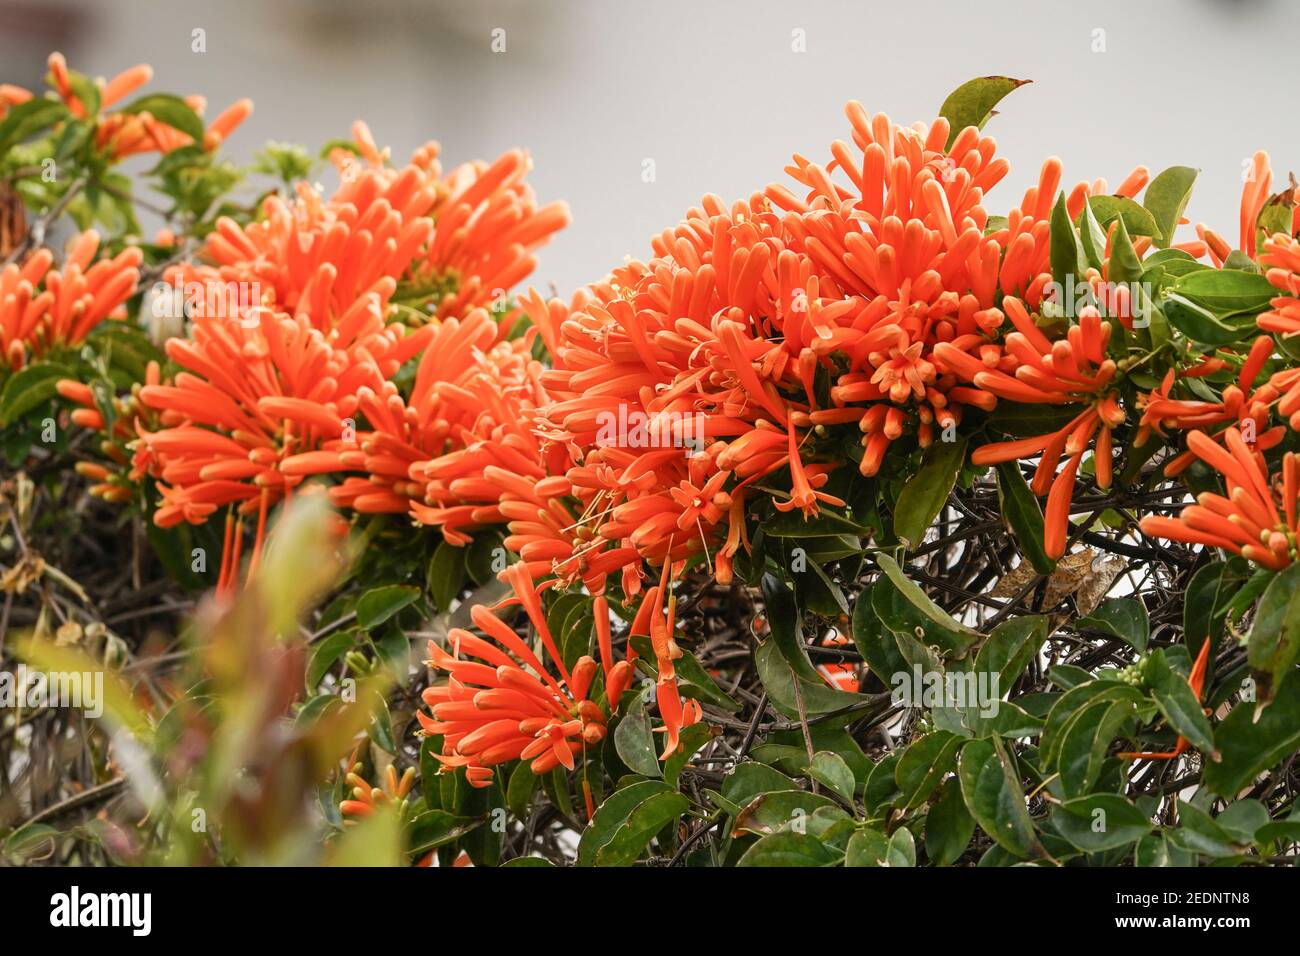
[173,122,440,338]
[46,53,251,161]
[136,306,419,588]
[57,360,164,499]
[1140,426,1298,571]
[639,560,702,759]
[1,231,141,370]
[417,563,631,788]
[1137,335,1283,474]
[1259,233,1300,339]
[318,307,560,548]
[942,297,1123,559]
[339,759,416,821]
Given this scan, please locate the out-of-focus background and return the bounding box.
[3,0,1297,294]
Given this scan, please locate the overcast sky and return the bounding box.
[4,0,1297,295]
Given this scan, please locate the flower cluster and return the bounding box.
[1,231,140,369]
[29,60,1300,795]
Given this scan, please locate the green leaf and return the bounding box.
[1161,293,1256,346]
[851,581,909,681]
[1184,558,1249,660]
[1143,166,1199,248]
[1146,649,1216,756]
[844,827,891,866]
[1040,682,1144,766]
[306,629,355,689]
[1077,199,1109,272]
[679,651,741,711]
[577,780,674,866]
[807,751,856,803]
[1050,192,1087,288]
[505,762,537,821]
[754,638,863,717]
[925,776,976,865]
[1055,697,1135,797]
[733,789,838,836]
[863,753,903,811]
[995,463,1055,574]
[893,436,967,549]
[1077,597,1149,652]
[973,614,1047,689]
[0,362,72,426]
[886,827,917,867]
[613,695,662,778]
[1052,794,1151,852]
[1087,195,1160,238]
[937,76,1031,148]
[0,97,69,154]
[985,401,1080,438]
[407,809,482,854]
[1135,831,1195,867]
[355,585,420,630]
[426,540,465,613]
[594,790,688,865]
[1215,799,1269,845]
[895,731,963,808]
[738,831,840,867]
[721,761,798,808]
[1205,670,1300,797]
[1173,268,1279,314]
[760,573,823,682]
[1169,800,1243,858]
[119,93,205,141]
[3,822,58,861]
[1107,215,1143,284]
[957,737,1041,859]
[1248,561,1300,699]
[875,554,981,652]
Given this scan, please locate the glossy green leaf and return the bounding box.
[807,751,856,803]
[937,76,1030,148]
[1205,670,1300,797]
[738,831,840,866]
[1248,561,1300,700]
[356,585,420,630]
[1077,597,1149,652]
[594,790,688,866]
[995,463,1055,574]
[119,93,205,141]
[1161,293,1256,345]
[426,540,465,613]
[614,695,662,778]
[844,827,891,866]
[894,436,967,550]
[1146,649,1216,755]
[1050,191,1087,288]
[1173,268,1279,314]
[957,737,1041,859]
[925,776,976,865]
[1087,194,1160,237]
[1052,794,1151,852]
[0,362,72,426]
[577,780,675,866]
[1143,166,1199,248]
[895,731,963,808]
